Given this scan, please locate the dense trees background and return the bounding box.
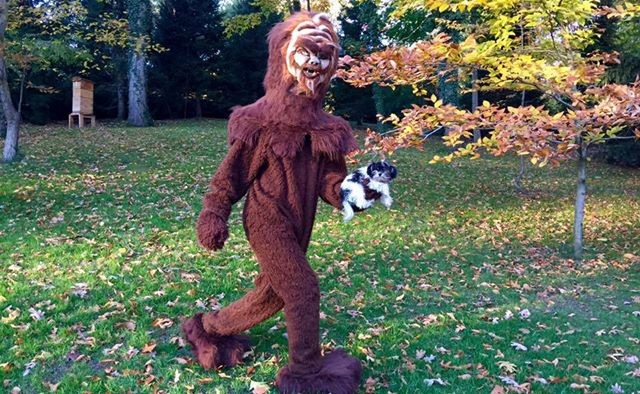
[7,0,636,125]
[2,0,434,125]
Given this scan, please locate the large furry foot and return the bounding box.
[276,348,362,394]
[181,313,251,370]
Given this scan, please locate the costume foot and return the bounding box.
[181,313,251,370]
[276,348,362,394]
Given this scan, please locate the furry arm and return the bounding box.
[197,140,264,250]
[319,156,348,209]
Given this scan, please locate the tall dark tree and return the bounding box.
[153,0,223,119]
[215,0,280,113]
[334,0,420,128]
[127,0,152,126]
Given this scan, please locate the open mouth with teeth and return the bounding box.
[303,67,321,79]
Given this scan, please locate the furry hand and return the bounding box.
[196,210,229,251]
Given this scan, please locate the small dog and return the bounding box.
[339,161,397,222]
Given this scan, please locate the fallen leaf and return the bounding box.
[496,361,517,373]
[424,378,447,386]
[174,369,181,383]
[115,321,136,331]
[250,381,270,394]
[2,307,20,324]
[151,317,173,329]
[43,381,60,392]
[490,385,505,394]
[569,383,590,390]
[173,357,189,365]
[141,342,157,353]
[364,377,378,393]
[511,342,528,351]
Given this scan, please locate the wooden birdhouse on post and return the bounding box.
[68,77,96,128]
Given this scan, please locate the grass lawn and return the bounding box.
[1,119,639,393]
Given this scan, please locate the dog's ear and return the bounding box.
[389,164,397,179]
[366,162,376,177]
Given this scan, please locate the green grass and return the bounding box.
[1,119,639,393]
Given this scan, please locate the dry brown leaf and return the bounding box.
[250,381,270,394]
[115,321,136,331]
[173,357,189,365]
[490,385,505,394]
[141,342,157,353]
[151,317,173,329]
[42,381,60,392]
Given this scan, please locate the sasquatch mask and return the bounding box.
[265,12,340,98]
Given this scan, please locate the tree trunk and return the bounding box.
[183,96,188,118]
[195,96,202,118]
[127,0,153,127]
[372,83,387,133]
[573,143,587,262]
[0,103,6,139]
[437,63,459,106]
[513,90,527,192]
[127,45,152,126]
[471,67,480,142]
[513,156,527,192]
[17,68,26,114]
[117,76,126,120]
[0,0,20,163]
[2,115,19,162]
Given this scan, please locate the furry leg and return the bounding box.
[276,348,362,394]
[380,194,393,208]
[342,201,355,222]
[181,313,251,370]
[380,184,393,208]
[182,273,283,370]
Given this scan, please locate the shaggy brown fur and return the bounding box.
[183,11,362,393]
[181,313,251,369]
[276,349,363,394]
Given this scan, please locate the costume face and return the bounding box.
[284,13,339,97]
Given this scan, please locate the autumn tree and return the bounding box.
[2,0,90,162]
[341,0,640,261]
[80,0,129,120]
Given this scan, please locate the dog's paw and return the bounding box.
[343,210,355,222]
[381,196,393,208]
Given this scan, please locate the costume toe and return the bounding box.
[182,313,251,369]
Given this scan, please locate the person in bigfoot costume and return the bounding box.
[181,12,363,394]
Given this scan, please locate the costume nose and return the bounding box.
[308,55,319,66]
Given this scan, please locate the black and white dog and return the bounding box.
[339,161,397,222]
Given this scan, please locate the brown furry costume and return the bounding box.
[181,12,362,394]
